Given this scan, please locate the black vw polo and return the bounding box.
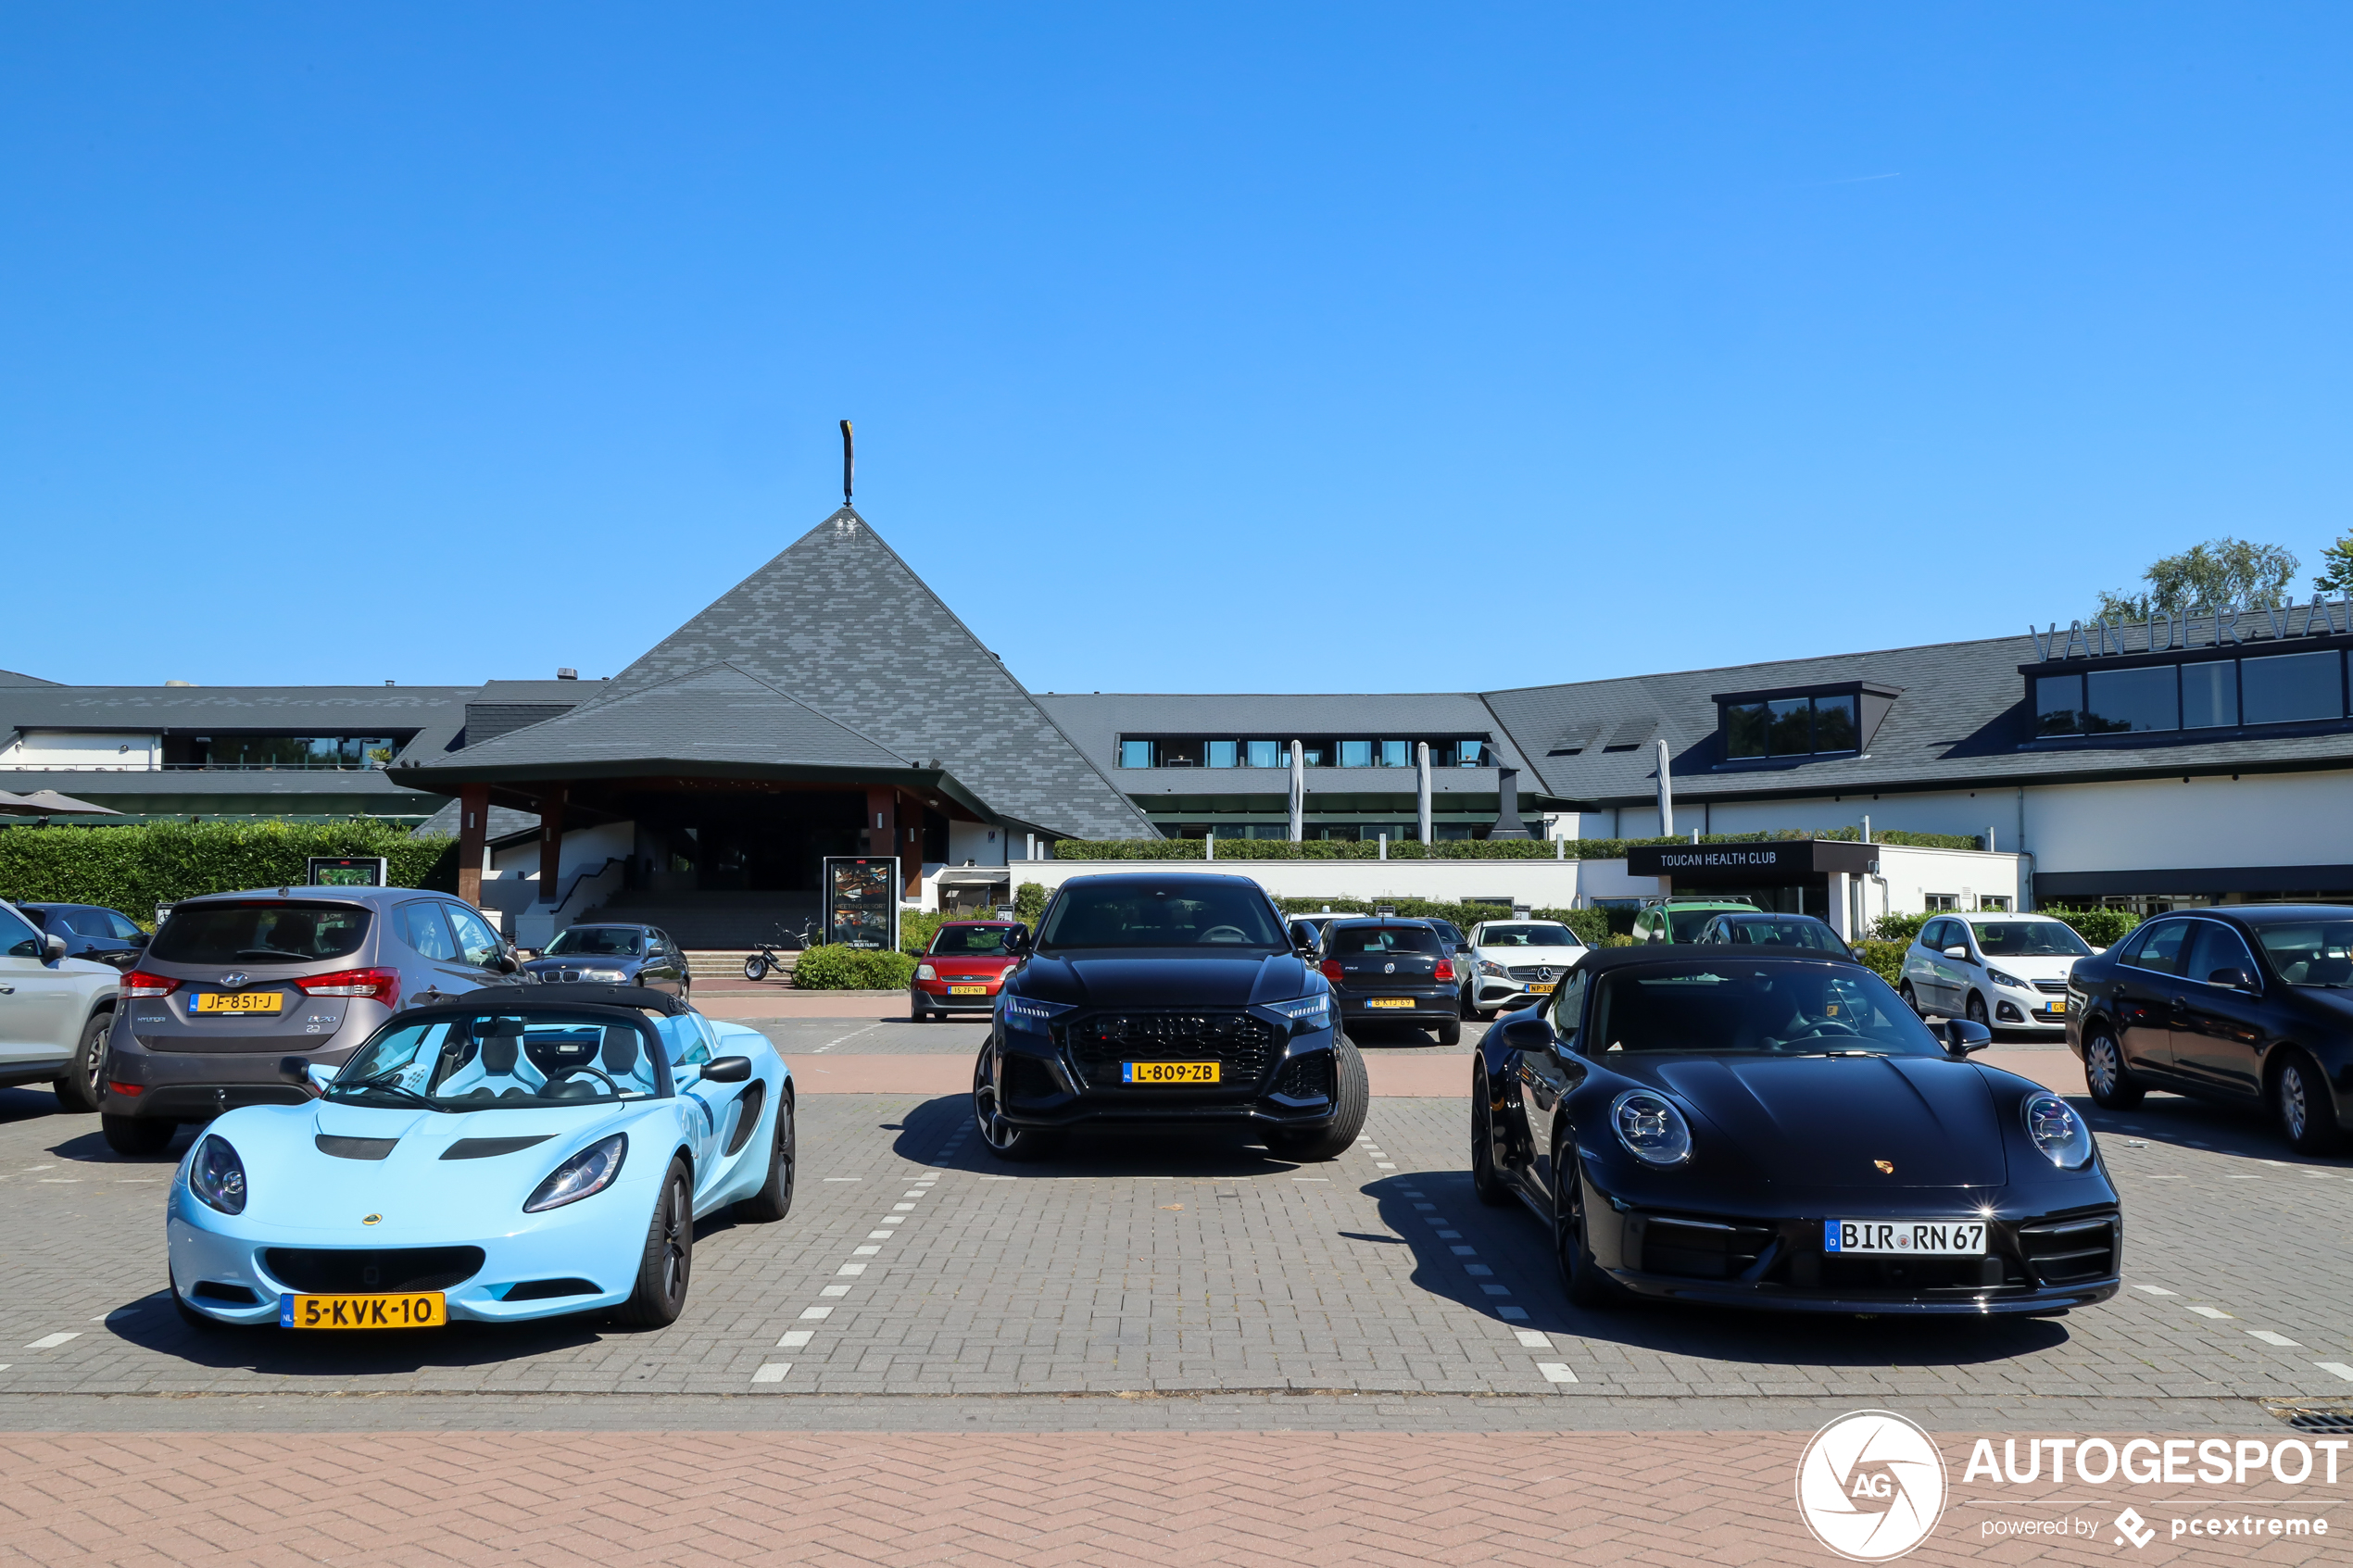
[1318,919,1463,1046]
[973,872,1367,1161]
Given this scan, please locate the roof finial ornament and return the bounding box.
[840,419,854,506]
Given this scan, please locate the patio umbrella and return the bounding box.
[0,789,123,817]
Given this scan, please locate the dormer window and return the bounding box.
[1714,683,1897,763]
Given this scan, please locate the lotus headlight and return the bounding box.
[1609,1090,1692,1167]
[578,967,628,984]
[1274,993,1332,1029]
[1986,967,2029,992]
[188,1135,247,1215]
[2020,1092,2094,1169]
[1477,959,1509,978]
[1001,997,1072,1035]
[524,1133,628,1212]
[915,963,937,981]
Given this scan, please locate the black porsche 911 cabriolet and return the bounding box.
[1472,946,2120,1316]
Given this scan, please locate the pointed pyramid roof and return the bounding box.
[404,508,1152,837]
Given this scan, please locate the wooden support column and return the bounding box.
[863,784,894,856]
[457,783,489,908]
[538,784,568,902]
[900,794,922,898]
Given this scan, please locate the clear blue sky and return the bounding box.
[6,5,2350,694]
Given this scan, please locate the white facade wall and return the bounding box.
[0,730,160,770]
[2020,771,2353,875]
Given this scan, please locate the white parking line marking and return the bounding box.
[901,1191,927,1198]
[2133,1285,2177,1296]
[1375,1163,1397,1170]
[2316,1363,2353,1382]
[799,1307,833,1320]
[821,1285,851,1297]
[982,1174,1015,1180]
[1515,1330,1552,1348]
[823,1177,862,1182]
[1400,1189,1425,1197]
[1464,1264,1493,1277]
[852,1246,881,1256]
[2307,1173,2336,1179]
[837,1263,867,1275]
[1498,1306,1529,1321]
[2188,1306,2233,1319]
[1479,1284,1511,1297]
[1291,1177,1327,1183]
[893,1203,917,1211]
[1535,1362,1578,1384]
[2223,1174,2262,1181]
[2144,1174,2185,1180]
[880,1215,905,1223]
[776,1330,813,1348]
[1436,1230,1461,1238]
[751,1362,792,1383]
[2249,1331,2303,1348]
[1413,1202,1436,1210]
[1449,1246,1478,1257]
[24,1334,78,1349]
[37,1180,78,1185]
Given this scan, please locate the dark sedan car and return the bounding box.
[2067,903,2353,1154]
[13,902,148,969]
[1693,911,1855,959]
[974,872,1365,1162]
[1473,946,2120,1315]
[1319,918,1462,1046]
[521,923,689,997]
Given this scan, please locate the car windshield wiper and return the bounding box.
[234,947,313,960]
[327,1073,437,1110]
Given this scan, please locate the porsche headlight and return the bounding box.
[2020,1092,2094,1169]
[915,963,937,981]
[1476,960,1509,978]
[578,967,628,984]
[1609,1090,1692,1167]
[524,1134,628,1212]
[188,1135,247,1215]
[1986,967,2029,992]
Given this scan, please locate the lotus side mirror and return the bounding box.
[1497,1017,1554,1054]
[278,1055,313,1088]
[1943,946,1971,960]
[700,1055,752,1084]
[1942,1018,1993,1055]
[2207,967,2258,993]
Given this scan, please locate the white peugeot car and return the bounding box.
[1460,918,1588,1020]
[1900,912,2096,1034]
[1,899,121,1112]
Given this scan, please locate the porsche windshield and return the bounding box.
[1038,884,1285,949]
[1589,962,1943,1057]
[328,1010,673,1109]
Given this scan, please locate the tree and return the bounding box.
[2315,531,2353,595]
[2095,537,2300,621]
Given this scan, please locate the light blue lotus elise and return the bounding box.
[165,984,794,1330]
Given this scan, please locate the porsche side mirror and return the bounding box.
[1942,1018,1993,1055]
[2208,967,2259,993]
[700,1055,752,1084]
[1004,926,1032,954]
[1497,1017,1554,1054]
[42,934,66,964]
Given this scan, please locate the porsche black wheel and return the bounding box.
[1469,1064,1511,1207]
[55,1011,110,1114]
[2082,1027,2145,1110]
[1553,1148,1622,1310]
[615,1160,693,1327]
[735,1093,797,1222]
[973,1044,1062,1162]
[2273,1050,2343,1156]
[1266,1037,1369,1162]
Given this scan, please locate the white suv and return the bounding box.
[0,900,120,1112]
[1461,918,1588,1020]
[1900,912,2095,1033]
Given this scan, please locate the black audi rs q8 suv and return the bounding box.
[973,872,1367,1162]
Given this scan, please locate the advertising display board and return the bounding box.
[306,856,389,887]
[823,856,900,950]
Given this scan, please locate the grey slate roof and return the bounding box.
[0,685,473,735]
[446,508,1151,838]
[0,669,58,686]
[413,800,540,841]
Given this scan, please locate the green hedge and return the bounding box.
[792,945,917,989]
[899,909,950,958]
[0,821,457,922]
[1869,912,1934,944]
[2040,907,2144,948]
[1050,827,1983,861]
[1851,939,1907,986]
[1014,882,1047,923]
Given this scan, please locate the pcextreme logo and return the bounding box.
[1795,1411,1950,1562]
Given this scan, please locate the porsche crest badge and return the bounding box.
[1873,1160,1894,1174]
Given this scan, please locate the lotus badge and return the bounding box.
[1874,1160,1894,1174]
[361,1213,383,1226]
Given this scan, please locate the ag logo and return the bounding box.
[1794,1411,1948,1562]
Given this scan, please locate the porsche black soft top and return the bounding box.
[400,983,695,1018]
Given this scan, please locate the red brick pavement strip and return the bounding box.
[0,1431,2333,1566]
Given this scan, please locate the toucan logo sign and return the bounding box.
[1794,1411,1950,1562]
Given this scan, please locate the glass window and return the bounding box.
[2248,919,2353,987]
[1590,963,1942,1056]
[1724,702,1768,759]
[0,903,41,959]
[2122,919,2194,976]
[332,1010,662,1108]
[1969,920,2091,958]
[1156,739,1202,768]
[1120,740,1153,769]
[1767,698,1812,756]
[1547,971,1589,1039]
[1038,882,1287,949]
[2085,665,2178,733]
[1811,695,1857,751]
[1379,740,1410,768]
[653,1013,710,1065]
[929,924,1018,955]
[106,911,145,940]
[1301,746,1327,767]
[1338,739,1372,768]
[2035,674,2083,737]
[546,925,643,957]
[2241,649,2342,726]
[2184,922,2260,987]
[1245,739,1280,769]
[1205,740,1237,768]
[397,900,457,960]
[1476,923,1579,947]
[150,901,371,963]
[1328,923,1441,955]
[447,905,503,967]
[2182,660,2238,728]
[1456,739,1486,767]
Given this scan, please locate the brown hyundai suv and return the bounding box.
[101,885,528,1154]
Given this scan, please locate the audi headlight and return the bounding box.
[1477,959,1509,978]
[2020,1092,2094,1169]
[1272,993,1332,1030]
[188,1135,247,1215]
[578,967,628,984]
[1609,1090,1692,1167]
[915,963,937,980]
[1986,967,2029,992]
[524,1134,628,1212]
[1001,997,1073,1035]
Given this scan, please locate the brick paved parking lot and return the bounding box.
[1,1023,2347,1563]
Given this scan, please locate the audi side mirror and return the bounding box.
[1497,1017,1554,1054]
[701,1055,752,1084]
[1942,1018,1993,1056]
[2208,967,2258,993]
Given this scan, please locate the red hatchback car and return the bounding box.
[911,920,1027,1022]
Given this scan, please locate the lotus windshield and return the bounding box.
[329,1010,667,1109]
[545,926,644,957]
[1970,921,2092,959]
[1588,962,1943,1057]
[1478,923,1579,947]
[1038,884,1285,949]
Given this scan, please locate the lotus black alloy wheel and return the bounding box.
[2275,1050,2342,1156]
[1469,1065,1511,1206]
[1553,1148,1621,1309]
[2082,1028,2145,1110]
[735,1094,797,1222]
[617,1161,693,1326]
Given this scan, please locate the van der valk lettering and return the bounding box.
[2029,592,2352,661]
